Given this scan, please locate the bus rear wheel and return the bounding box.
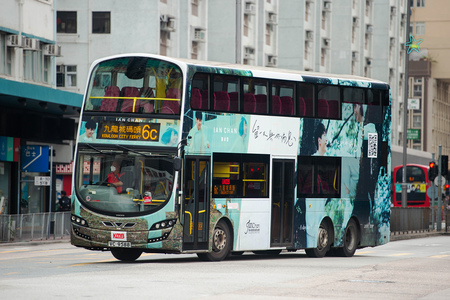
[197,220,231,262]
[111,248,142,262]
[305,221,331,258]
[336,219,359,257]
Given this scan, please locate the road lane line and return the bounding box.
[430,254,450,259]
[389,253,413,256]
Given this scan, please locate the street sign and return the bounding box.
[408,98,420,110]
[407,129,420,140]
[21,145,49,172]
[35,176,51,186]
[426,186,439,200]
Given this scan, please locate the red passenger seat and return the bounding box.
[255,94,268,114]
[244,93,256,113]
[214,91,230,111]
[100,86,120,112]
[272,95,281,115]
[281,96,294,116]
[161,88,181,114]
[120,86,141,112]
[318,98,329,118]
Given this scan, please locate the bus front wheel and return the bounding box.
[197,220,231,262]
[111,248,142,262]
[336,219,359,257]
[305,221,331,258]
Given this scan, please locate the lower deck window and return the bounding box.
[213,153,269,198]
[298,156,341,198]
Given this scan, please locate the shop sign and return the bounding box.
[56,162,74,174]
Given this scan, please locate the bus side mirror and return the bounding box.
[173,157,182,171]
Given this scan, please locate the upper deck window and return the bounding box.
[85,57,182,115]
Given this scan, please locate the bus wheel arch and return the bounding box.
[305,217,334,258]
[336,217,360,257]
[197,218,233,262]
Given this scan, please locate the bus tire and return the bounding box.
[305,220,331,258]
[111,248,142,262]
[197,220,231,262]
[337,219,359,257]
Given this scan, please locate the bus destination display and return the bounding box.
[97,121,160,141]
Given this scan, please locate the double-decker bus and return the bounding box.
[71,54,391,261]
[392,164,430,207]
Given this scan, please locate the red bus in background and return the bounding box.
[392,164,430,207]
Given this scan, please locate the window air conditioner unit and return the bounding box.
[391,6,397,16]
[324,1,331,11]
[353,17,359,27]
[267,55,277,67]
[23,38,33,49]
[322,38,330,48]
[267,12,277,25]
[306,31,313,41]
[366,58,372,65]
[160,15,175,32]
[352,51,359,61]
[244,47,255,59]
[43,44,61,56]
[245,3,256,15]
[366,25,373,33]
[193,28,205,42]
[31,39,41,51]
[6,35,24,47]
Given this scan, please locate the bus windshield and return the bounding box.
[75,145,175,215]
[85,56,182,114]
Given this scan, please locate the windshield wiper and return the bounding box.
[84,143,105,154]
[115,144,151,157]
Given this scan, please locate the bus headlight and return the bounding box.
[150,219,177,230]
[71,215,89,227]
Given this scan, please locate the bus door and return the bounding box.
[183,157,210,250]
[271,159,295,247]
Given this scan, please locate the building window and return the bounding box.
[265,24,271,45]
[92,12,111,34]
[57,11,77,33]
[321,11,326,29]
[160,31,169,56]
[23,50,35,81]
[321,48,326,66]
[43,56,50,83]
[192,0,199,16]
[413,115,421,127]
[416,0,425,7]
[57,65,77,87]
[415,22,425,35]
[244,14,249,37]
[413,84,422,97]
[191,41,198,59]
[6,47,12,76]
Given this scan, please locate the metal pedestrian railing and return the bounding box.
[0,212,71,243]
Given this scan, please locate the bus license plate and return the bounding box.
[108,241,131,248]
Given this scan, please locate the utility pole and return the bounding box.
[401,0,412,208]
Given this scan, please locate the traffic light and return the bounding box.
[429,161,438,181]
[441,155,448,178]
[445,184,450,196]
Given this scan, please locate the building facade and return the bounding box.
[0,0,82,215]
[407,0,450,157]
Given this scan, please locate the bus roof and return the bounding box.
[91,53,389,89]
